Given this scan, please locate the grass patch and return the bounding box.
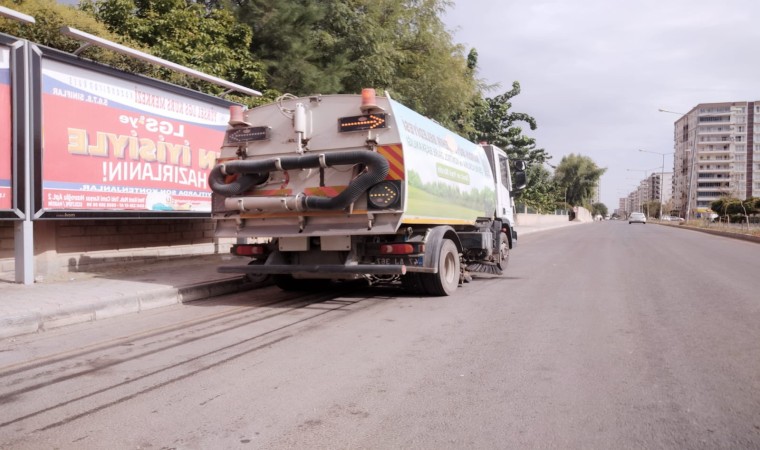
[407,185,485,220]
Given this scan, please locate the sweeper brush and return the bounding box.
[466,263,503,276]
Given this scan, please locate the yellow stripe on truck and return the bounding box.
[401,217,477,226]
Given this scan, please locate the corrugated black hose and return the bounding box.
[208,151,389,210]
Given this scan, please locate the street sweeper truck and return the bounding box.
[209,89,526,295]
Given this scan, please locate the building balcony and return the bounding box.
[697,172,731,177]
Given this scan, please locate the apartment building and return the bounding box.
[619,171,672,216]
[645,171,673,207]
[670,101,759,218]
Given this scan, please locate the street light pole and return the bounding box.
[639,149,674,220]
[685,145,697,221]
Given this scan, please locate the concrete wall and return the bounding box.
[572,206,594,222]
[516,206,593,227]
[515,212,569,228]
[0,219,233,281]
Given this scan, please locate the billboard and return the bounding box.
[0,45,11,212]
[36,50,234,218]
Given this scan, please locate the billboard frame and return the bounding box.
[31,44,236,220]
[0,33,26,220]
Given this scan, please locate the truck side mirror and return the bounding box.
[512,160,527,194]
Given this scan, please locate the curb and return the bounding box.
[0,276,258,340]
[656,222,760,244]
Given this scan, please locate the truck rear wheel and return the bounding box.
[401,273,426,295]
[245,259,273,288]
[420,239,460,296]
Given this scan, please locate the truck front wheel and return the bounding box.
[420,239,460,296]
[497,232,509,272]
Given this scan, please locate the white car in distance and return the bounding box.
[629,212,647,224]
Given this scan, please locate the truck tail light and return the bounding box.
[231,244,267,257]
[378,243,424,255]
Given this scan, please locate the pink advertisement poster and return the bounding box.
[0,47,11,210]
[40,58,231,213]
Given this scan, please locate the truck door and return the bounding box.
[494,149,514,222]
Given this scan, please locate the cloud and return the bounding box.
[444,0,760,208]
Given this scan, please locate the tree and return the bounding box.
[469,81,548,165]
[234,0,338,95]
[381,0,480,130]
[553,154,606,207]
[642,200,660,218]
[467,80,557,210]
[234,0,479,128]
[591,202,608,218]
[2,0,268,103]
[82,0,267,102]
[0,0,146,72]
[517,164,560,213]
[710,196,758,224]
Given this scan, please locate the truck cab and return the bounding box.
[482,144,526,248]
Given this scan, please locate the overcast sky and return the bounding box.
[443,0,760,209]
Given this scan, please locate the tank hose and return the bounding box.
[208,151,389,211]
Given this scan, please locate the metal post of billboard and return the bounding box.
[3,5,36,282]
[13,40,33,284]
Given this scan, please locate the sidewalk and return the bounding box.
[0,220,581,340]
[0,254,261,339]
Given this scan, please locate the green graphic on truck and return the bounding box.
[390,99,496,221]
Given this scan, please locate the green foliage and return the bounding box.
[0,0,150,72]
[641,200,661,218]
[553,154,607,207]
[710,197,759,222]
[470,83,534,150]
[467,81,556,207]
[235,0,336,95]
[469,81,549,162]
[235,0,478,128]
[751,197,760,212]
[518,164,560,213]
[1,0,267,104]
[591,202,608,217]
[82,0,266,103]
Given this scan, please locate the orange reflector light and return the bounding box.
[380,244,415,255]
[361,88,377,111]
[233,244,266,256]
[229,105,247,126]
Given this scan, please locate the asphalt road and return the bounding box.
[1,221,759,449]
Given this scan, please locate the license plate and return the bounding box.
[376,257,404,265]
